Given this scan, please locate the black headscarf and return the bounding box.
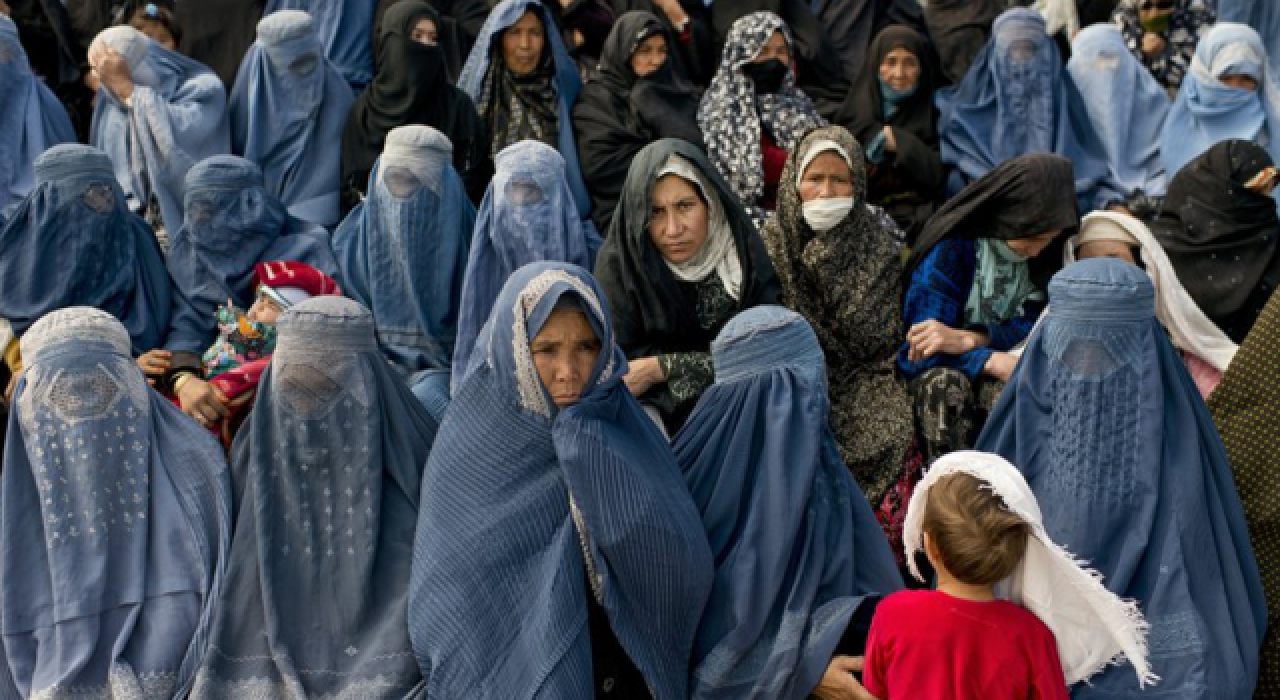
[595,138,782,360]
[607,0,717,85]
[924,0,1002,85]
[342,1,491,207]
[806,0,927,81]
[1152,139,1280,343]
[174,0,264,90]
[839,25,938,154]
[709,0,850,119]
[907,153,1079,282]
[573,11,702,231]
[476,9,561,156]
[373,0,475,80]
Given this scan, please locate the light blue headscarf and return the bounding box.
[263,0,377,87]
[674,306,904,700]
[230,10,355,229]
[88,26,230,235]
[191,297,437,699]
[977,258,1268,699]
[1215,0,1280,78]
[1068,24,1170,203]
[450,141,601,392]
[1161,22,1280,180]
[411,261,713,700]
[163,156,339,354]
[0,16,75,212]
[333,125,476,376]
[0,307,232,700]
[459,0,595,226]
[0,145,172,354]
[935,8,1108,208]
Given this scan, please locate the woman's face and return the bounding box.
[649,174,711,265]
[630,33,668,78]
[411,17,439,46]
[134,20,176,51]
[753,30,790,67]
[1220,73,1259,91]
[1076,240,1138,264]
[878,47,921,93]
[531,307,601,408]
[1246,165,1280,195]
[247,294,284,324]
[798,152,855,201]
[1006,230,1061,258]
[502,10,546,76]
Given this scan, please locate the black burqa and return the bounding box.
[11,0,92,138]
[1152,139,1280,344]
[595,139,782,423]
[925,0,1003,85]
[836,25,944,243]
[572,12,703,232]
[906,153,1079,284]
[607,0,717,86]
[709,1,850,120]
[342,1,491,209]
[174,0,264,90]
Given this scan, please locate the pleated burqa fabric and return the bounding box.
[410,261,713,699]
[0,308,232,700]
[191,297,438,699]
[978,258,1267,700]
[675,306,903,700]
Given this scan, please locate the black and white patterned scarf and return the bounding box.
[696,11,825,225]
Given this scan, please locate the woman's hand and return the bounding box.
[653,0,690,27]
[983,351,1018,382]
[95,49,135,101]
[136,349,172,376]
[178,376,229,428]
[623,357,666,397]
[814,657,881,700]
[882,125,898,154]
[1141,33,1167,59]
[906,320,986,363]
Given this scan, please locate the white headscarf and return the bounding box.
[656,154,744,300]
[904,451,1157,688]
[1014,211,1238,371]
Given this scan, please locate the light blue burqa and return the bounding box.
[264,0,377,87]
[89,26,229,234]
[230,10,355,229]
[0,16,75,212]
[0,307,232,700]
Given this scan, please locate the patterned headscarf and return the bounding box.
[759,125,912,503]
[697,11,825,225]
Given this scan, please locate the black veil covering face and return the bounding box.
[342,1,491,208]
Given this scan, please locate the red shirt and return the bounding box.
[864,590,1070,700]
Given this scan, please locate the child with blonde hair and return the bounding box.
[861,451,1156,699]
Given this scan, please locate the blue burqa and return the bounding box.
[264,0,377,87]
[190,297,437,699]
[334,125,475,377]
[1215,0,1280,78]
[1067,24,1170,202]
[0,307,232,700]
[450,141,601,392]
[674,306,904,700]
[0,144,172,355]
[410,261,713,699]
[89,26,230,234]
[458,0,595,227]
[935,8,1108,208]
[1161,22,1280,181]
[163,155,339,354]
[977,258,1268,699]
[230,10,355,229]
[0,16,75,212]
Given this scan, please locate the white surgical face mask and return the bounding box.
[801,197,854,233]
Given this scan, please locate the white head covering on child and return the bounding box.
[903,450,1157,688]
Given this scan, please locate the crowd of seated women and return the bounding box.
[1,0,1280,698]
